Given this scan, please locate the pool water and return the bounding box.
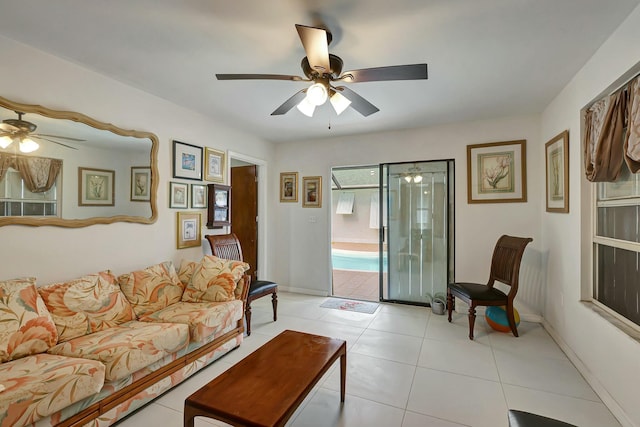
[331,249,387,272]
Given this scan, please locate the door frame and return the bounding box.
[228,150,269,279]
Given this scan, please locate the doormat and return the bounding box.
[320,298,379,314]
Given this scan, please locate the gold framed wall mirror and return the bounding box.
[0,95,158,227]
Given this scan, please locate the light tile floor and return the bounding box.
[115,292,621,427]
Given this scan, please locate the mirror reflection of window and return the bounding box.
[0,168,60,217]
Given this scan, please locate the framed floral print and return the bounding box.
[191,183,207,209]
[545,131,569,213]
[130,166,151,201]
[204,147,226,183]
[467,140,527,203]
[78,167,115,206]
[169,182,188,209]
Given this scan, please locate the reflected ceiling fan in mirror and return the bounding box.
[0,111,84,152]
[216,24,428,117]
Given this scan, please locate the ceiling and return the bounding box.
[0,0,638,143]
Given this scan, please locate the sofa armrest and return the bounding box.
[237,274,251,310]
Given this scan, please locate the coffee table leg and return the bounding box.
[184,404,195,427]
[340,349,346,402]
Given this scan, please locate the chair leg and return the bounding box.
[271,292,278,321]
[468,305,476,340]
[245,303,252,336]
[505,303,519,337]
[447,289,454,322]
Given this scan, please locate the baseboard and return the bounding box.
[542,320,636,427]
[278,285,329,297]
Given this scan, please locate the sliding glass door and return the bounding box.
[380,160,454,305]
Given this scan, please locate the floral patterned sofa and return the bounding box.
[0,255,251,427]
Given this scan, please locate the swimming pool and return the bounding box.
[331,248,387,272]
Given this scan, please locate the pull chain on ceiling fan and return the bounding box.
[216,24,428,117]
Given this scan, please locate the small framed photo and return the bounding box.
[191,184,207,209]
[78,167,115,206]
[177,211,201,249]
[545,130,569,213]
[302,176,322,208]
[204,147,226,183]
[173,140,203,180]
[169,182,188,209]
[130,166,151,202]
[280,172,298,202]
[467,140,527,203]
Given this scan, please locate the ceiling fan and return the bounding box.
[0,111,84,153]
[216,24,428,117]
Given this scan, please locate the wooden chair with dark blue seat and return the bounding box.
[447,234,532,340]
[206,233,277,336]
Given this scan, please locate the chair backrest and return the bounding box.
[488,235,533,297]
[205,233,244,262]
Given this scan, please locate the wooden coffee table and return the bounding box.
[184,329,347,427]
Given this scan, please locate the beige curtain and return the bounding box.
[624,76,640,173]
[584,90,627,182]
[10,156,62,193]
[0,154,12,182]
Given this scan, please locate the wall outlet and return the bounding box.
[308,216,317,223]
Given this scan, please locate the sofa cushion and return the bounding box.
[0,353,105,427]
[181,255,249,303]
[140,300,244,343]
[38,271,135,342]
[0,278,58,363]
[47,321,189,381]
[118,261,185,317]
[177,259,198,287]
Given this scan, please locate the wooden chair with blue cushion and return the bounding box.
[447,234,532,340]
[205,233,277,335]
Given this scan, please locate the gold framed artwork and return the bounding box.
[467,140,527,203]
[302,176,322,208]
[177,211,201,249]
[191,184,207,209]
[204,147,226,183]
[78,167,115,206]
[280,172,298,202]
[130,166,151,201]
[545,130,569,213]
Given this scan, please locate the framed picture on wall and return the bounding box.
[467,140,527,203]
[130,166,151,201]
[172,140,202,180]
[302,176,322,208]
[204,147,226,183]
[78,167,115,206]
[169,182,188,208]
[191,184,207,209]
[280,172,298,202]
[177,211,201,249]
[545,130,569,213]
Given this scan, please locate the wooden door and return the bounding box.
[231,165,258,281]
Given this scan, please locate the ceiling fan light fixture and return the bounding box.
[0,135,13,149]
[19,137,39,153]
[413,175,423,183]
[296,98,316,117]
[330,91,351,115]
[306,82,328,106]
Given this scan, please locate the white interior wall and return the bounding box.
[540,5,640,426]
[0,34,274,284]
[273,114,545,318]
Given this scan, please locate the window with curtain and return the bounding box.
[587,75,640,328]
[0,154,62,217]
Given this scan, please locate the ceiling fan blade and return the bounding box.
[334,86,379,117]
[340,64,428,83]
[216,74,305,81]
[295,24,331,74]
[271,90,308,116]
[0,123,19,132]
[32,136,78,150]
[34,133,85,142]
